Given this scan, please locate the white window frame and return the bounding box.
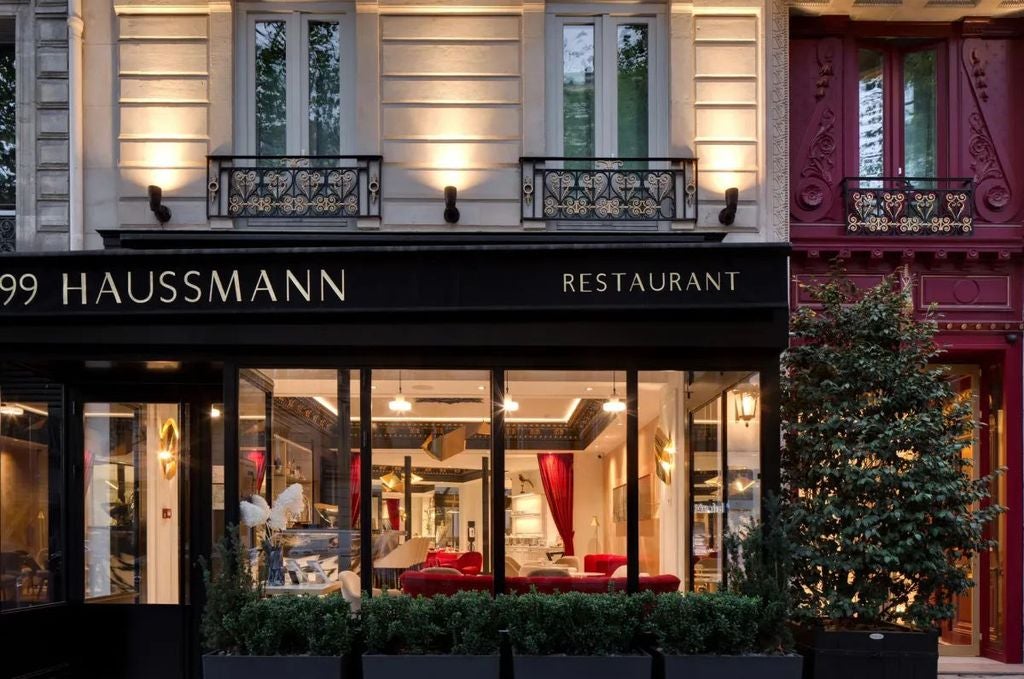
[235,3,356,157]
[545,5,668,158]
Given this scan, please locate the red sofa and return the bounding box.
[506,574,679,594]
[399,570,680,597]
[583,554,628,576]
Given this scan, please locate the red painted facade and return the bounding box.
[790,16,1024,663]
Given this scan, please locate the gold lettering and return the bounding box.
[127,271,154,304]
[320,269,346,302]
[96,272,123,304]
[669,272,682,291]
[687,273,701,291]
[62,272,87,305]
[705,272,721,291]
[183,271,202,303]
[251,269,278,302]
[209,270,242,303]
[286,269,312,302]
[158,271,177,303]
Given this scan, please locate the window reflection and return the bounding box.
[858,49,885,179]
[903,50,937,179]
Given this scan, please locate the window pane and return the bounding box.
[617,24,648,158]
[858,49,884,178]
[903,50,937,178]
[255,20,287,156]
[563,25,595,158]
[84,402,181,604]
[1,376,62,610]
[690,396,723,591]
[0,21,15,207]
[373,370,492,595]
[308,21,341,156]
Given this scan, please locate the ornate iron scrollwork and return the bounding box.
[0,209,14,252]
[520,157,698,224]
[207,156,383,220]
[842,178,974,236]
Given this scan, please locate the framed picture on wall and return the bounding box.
[612,476,654,522]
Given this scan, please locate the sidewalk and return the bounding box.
[939,657,1024,678]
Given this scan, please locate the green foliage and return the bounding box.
[362,591,500,655]
[495,591,646,656]
[780,273,1003,629]
[647,592,760,655]
[725,496,794,651]
[200,529,261,653]
[235,595,354,656]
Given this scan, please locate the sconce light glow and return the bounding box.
[503,396,520,412]
[389,393,412,413]
[602,395,626,413]
[734,386,758,426]
[210,406,222,418]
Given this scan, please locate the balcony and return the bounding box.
[0,205,13,252]
[520,157,698,227]
[842,177,974,236]
[207,156,382,220]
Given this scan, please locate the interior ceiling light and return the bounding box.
[503,378,519,412]
[603,371,626,413]
[0,403,25,416]
[389,370,413,413]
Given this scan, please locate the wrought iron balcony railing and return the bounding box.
[207,155,382,220]
[520,157,698,225]
[0,205,14,252]
[842,177,974,236]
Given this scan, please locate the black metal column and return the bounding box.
[626,369,639,594]
[223,362,239,530]
[490,369,505,594]
[482,456,490,572]
[338,370,353,570]
[759,359,782,503]
[404,456,413,540]
[359,369,373,594]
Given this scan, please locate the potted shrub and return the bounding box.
[648,591,800,679]
[201,531,355,679]
[781,274,1002,678]
[496,591,651,679]
[361,590,500,679]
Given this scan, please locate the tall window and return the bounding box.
[550,14,659,158]
[242,9,351,156]
[857,44,940,179]
[0,18,15,208]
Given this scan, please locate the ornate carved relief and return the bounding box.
[796,108,837,215]
[815,44,835,100]
[969,49,988,102]
[968,110,1010,211]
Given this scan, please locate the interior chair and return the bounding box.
[554,556,580,572]
[455,551,483,575]
[610,565,650,578]
[339,569,382,611]
[520,565,571,578]
[373,537,431,590]
[504,556,521,577]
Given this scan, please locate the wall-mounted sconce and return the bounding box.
[148,185,171,224]
[157,417,179,480]
[733,385,759,426]
[718,187,738,226]
[443,185,460,224]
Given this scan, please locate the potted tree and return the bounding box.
[361,590,501,679]
[201,530,355,679]
[495,591,651,679]
[780,274,1002,678]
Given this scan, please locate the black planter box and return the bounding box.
[660,653,803,679]
[363,654,500,679]
[203,653,346,679]
[795,626,938,679]
[513,653,652,679]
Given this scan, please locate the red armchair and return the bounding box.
[400,570,494,596]
[506,574,680,595]
[455,551,483,575]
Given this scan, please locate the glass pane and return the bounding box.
[372,370,492,596]
[690,395,723,592]
[903,50,937,178]
[308,21,341,156]
[617,24,649,159]
[504,370,624,587]
[725,375,761,537]
[84,402,181,604]
[237,369,359,597]
[986,366,1006,652]
[858,49,885,178]
[563,25,595,158]
[638,371,684,590]
[0,21,15,207]
[255,20,287,156]
[1,376,61,610]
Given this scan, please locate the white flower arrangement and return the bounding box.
[240,482,306,549]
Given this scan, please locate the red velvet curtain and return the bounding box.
[385,498,401,530]
[350,452,361,527]
[246,450,266,493]
[537,453,574,556]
